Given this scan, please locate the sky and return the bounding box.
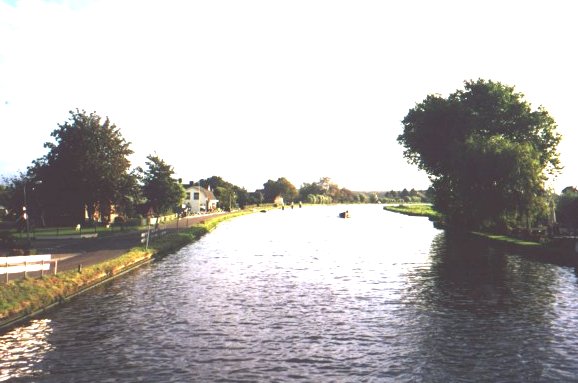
[1,0,577,193]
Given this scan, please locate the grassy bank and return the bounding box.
[469,231,542,248]
[0,210,250,330]
[383,204,441,220]
[0,248,154,324]
[383,204,553,255]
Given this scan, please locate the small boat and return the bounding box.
[338,211,350,218]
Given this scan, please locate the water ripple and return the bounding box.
[3,206,578,382]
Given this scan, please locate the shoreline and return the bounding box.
[0,210,252,333]
[383,204,578,266]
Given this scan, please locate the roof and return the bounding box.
[184,185,217,201]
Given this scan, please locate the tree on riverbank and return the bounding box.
[398,79,561,231]
[29,110,135,225]
[138,155,185,218]
[197,176,255,209]
[556,187,578,231]
[297,177,357,204]
[262,178,298,204]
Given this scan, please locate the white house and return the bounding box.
[273,195,284,206]
[183,184,219,214]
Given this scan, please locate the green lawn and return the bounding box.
[383,204,441,220]
[470,231,542,247]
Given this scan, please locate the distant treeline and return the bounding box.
[365,188,433,204]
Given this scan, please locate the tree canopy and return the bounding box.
[556,187,578,230]
[138,155,185,217]
[262,178,298,204]
[31,109,135,225]
[197,176,256,210]
[398,79,561,231]
[297,177,357,204]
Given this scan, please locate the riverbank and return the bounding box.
[382,203,441,220]
[0,210,251,332]
[383,204,578,265]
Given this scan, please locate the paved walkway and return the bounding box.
[4,212,230,278]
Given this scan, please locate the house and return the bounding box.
[273,195,284,206]
[183,183,219,214]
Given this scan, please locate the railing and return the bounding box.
[140,229,168,249]
[0,254,57,283]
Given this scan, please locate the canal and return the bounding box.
[2,205,578,382]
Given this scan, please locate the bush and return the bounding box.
[0,231,15,249]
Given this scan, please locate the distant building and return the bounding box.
[183,183,219,214]
[273,195,284,206]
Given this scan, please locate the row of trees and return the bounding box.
[0,110,185,227]
[5,78,561,234]
[194,176,401,210]
[0,109,413,228]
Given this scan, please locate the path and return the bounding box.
[4,212,230,279]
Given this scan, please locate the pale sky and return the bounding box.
[1,0,576,192]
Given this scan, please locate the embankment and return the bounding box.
[384,204,578,265]
[382,204,441,221]
[0,210,250,332]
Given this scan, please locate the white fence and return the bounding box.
[0,254,55,282]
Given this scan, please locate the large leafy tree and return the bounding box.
[1,174,25,222]
[297,177,356,204]
[216,186,237,211]
[556,187,578,230]
[398,79,561,231]
[262,177,298,204]
[32,110,135,225]
[138,155,185,217]
[197,175,252,209]
[298,181,325,202]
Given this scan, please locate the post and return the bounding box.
[145,222,151,250]
[24,261,28,278]
[23,183,30,244]
[54,259,58,275]
[5,261,8,283]
[78,264,82,273]
[41,259,44,277]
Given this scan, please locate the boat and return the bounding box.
[338,211,350,218]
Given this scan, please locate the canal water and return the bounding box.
[2,205,578,382]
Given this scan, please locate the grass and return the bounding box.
[383,204,546,250]
[470,232,542,248]
[0,210,252,328]
[383,203,441,220]
[12,224,142,238]
[0,248,154,322]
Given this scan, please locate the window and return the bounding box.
[194,192,200,200]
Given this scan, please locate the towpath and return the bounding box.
[24,212,230,274]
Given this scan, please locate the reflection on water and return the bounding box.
[0,319,53,382]
[405,233,567,381]
[2,205,578,382]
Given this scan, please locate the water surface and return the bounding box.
[2,205,578,382]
